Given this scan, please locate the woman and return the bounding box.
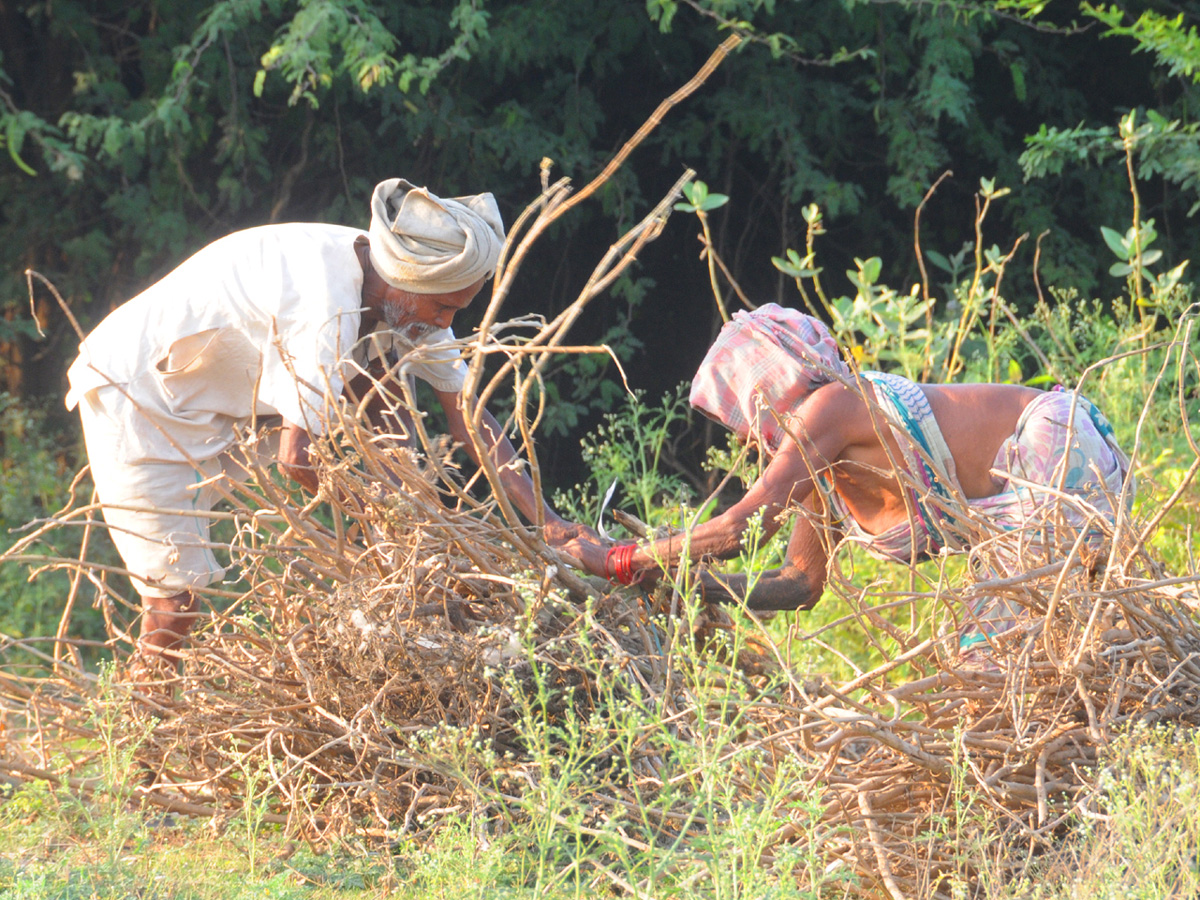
[564,304,1132,650]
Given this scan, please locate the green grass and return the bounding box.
[0,777,544,900]
[6,724,1200,899]
[0,804,388,900]
[0,778,827,900]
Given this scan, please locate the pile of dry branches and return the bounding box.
[0,372,773,833]
[2,320,1198,899]
[785,521,1200,896]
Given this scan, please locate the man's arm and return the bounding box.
[343,369,419,448]
[436,389,588,546]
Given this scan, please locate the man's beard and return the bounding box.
[383,296,437,341]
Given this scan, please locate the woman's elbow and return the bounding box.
[745,566,823,611]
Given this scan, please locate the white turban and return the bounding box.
[368,178,506,294]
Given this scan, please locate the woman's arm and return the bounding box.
[696,496,832,610]
[617,434,824,578]
[564,382,860,584]
[560,442,817,582]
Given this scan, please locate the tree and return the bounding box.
[2,0,1198,474]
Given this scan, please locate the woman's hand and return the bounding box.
[542,518,601,548]
[560,534,611,578]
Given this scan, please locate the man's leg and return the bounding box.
[130,591,201,699]
[78,390,225,668]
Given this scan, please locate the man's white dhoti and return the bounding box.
[79,387,227,597]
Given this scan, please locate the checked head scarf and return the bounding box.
[689,303,850,453]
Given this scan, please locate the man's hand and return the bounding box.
[437,389,587,543]
[279,421,319,494]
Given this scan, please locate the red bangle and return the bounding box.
[604,542,639,585]
[604,544,621,581]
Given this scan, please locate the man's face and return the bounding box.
[380,279,486,340]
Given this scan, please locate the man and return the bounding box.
[565,304,1132,654]
[67,178,582,659]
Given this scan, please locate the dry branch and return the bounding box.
[3,337,1198,899]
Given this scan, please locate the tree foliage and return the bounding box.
[2,0,1199,474]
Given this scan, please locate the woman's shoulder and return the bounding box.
[783,379,885,455]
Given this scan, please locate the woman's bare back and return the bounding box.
[823,381,1040,536]
[921,382,1041,496]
